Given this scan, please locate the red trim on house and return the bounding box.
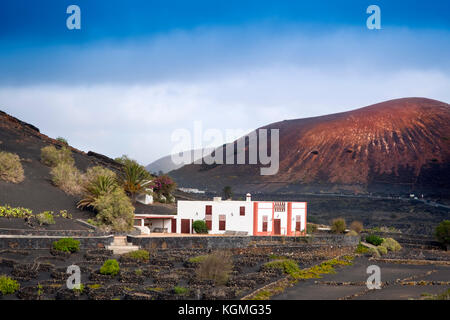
[253,202,258,235]
[287,202,292,236]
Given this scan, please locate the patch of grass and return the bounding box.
[87,284,102,290]
[188,255,208,263]
[56,137,68,145]
[100,259,120,276]
[0,275,20,295]
[146,287,164,292]
[174,286,189,295]
[122,250,150,262]
[0,151,24,183]
[52,238,80,253]
[268,254,287,260]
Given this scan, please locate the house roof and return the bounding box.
[134,202,177,215]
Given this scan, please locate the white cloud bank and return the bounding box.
[1,25,449,164]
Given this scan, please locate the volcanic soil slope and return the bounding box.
[170,98,450,196]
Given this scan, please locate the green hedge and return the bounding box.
[52,238,80,253]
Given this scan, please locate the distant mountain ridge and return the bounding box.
[169,98,450,196]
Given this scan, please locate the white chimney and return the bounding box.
[246,193,251,202]
[213,197,222,202]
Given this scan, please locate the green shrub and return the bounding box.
[0,152,24,183]
[0,275,20,295]
[92,188,135,232]
[57,210,72,219]
[0,205,33,219]
[377,245,388,255]
[350,221,364,234]
[331,218,346,234]
[196,251,233,285]
[174,286,189,295]
[434,220,450,247]
[50,162,84,195]
[122,250,150,262]
[100,259,120,276]
[52,238,80,253]
[365,234,383,246]
[380,238,402,252]
[346,230,358,236]
[41,145,74,167]
[36,211,55,225]
[193,220,208,234]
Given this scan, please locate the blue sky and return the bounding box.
[0,1,449,164]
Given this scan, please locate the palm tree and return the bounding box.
[77,175,117,209]
[120,161,152,203]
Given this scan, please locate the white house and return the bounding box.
[175,193,307,236]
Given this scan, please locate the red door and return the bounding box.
[171,218,177,233]
[274,219,281,235]
[181,219,190,234]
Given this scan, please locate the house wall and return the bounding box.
[177,200,254,235]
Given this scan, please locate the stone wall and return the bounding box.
[127,234,360,249]
[0,235,114,250]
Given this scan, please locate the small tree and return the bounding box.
[330,218,346,234]
[223,186,232,200]
[435,220,450,250]
[119,160,152,203]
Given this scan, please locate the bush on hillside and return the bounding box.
[0,151,24,183]
[435,220,450,248]
[50,162,84,195]
[330,218,346,234]
[100,259,120,276]
[41,145,74,167]
[52,238,80,253]
[350,221,364,234]
[92,188,135,232]
[193,220,208,234]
